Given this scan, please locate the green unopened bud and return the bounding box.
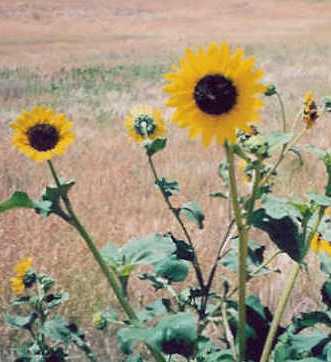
[264,84,277,97]
[92,312,108,330]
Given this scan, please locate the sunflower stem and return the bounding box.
[147,154,206,316]
[47,160,166,362]
[275,91,287,133]
[225,142,248,361]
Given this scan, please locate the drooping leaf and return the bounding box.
[265,131,293,152]
[250,208,304,262]
[180,201,205,229]
[167,234,195,261]
[307,192,331,207]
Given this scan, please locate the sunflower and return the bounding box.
[125,105,166,143]
[303,91,319,129]
[10,258,33,295]
[164,42,266,146]
[11,106,75,162]
[311,233,331,257]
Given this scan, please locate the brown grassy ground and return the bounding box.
[1,0,331,360]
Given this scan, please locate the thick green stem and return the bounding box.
[225,142,249,361]
[47,161,166,362]
[259,263,300,362]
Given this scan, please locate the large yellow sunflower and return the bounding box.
[125,105,166,143]
[10,258,33,295]
[164,42,266,146]
[11,106,75,162]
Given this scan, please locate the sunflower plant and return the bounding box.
[1,42,331,362]
[5,259,96,361]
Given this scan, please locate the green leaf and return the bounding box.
[145,138,167,156]
[209,191,228,199]
[308,192,331,207]
[250,208,304,262]
[180,201,205,229]
[0,192,34,213]
[100,234,176,275]
[221,238,270,276]
[322,281,331,308]
[44,292,70,309]
[127,354,144,362]
[5,313,38,330]
[117,327,153,354]
[218,162,229,186]
[265,132,293,152]
[320,253,331,276]
[292,311,331,331]
[167,233,195,261]
[152,313,198,357]
[155,256,189,283]
[137,299,170,322]
[41,179,75,216]
[120,234,176,266]
[261,195,301,220]
[155,177,179,197]
[42,316,72,345]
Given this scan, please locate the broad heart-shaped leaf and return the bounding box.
[117,327,154,354]
[250,208,304,262]
[180,201,205,229]
[152,313,198,358]
[5,312,38,330]
[221,238,269,277]
[155,177,179,197]
[154,255,189,283]
[144,138,167,156]
[100,234,176,276]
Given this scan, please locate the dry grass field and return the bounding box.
[1,0,331,360]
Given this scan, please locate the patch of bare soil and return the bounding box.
[0,0,330,70]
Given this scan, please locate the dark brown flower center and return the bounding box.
[27,124,59,151]
[193,74,237,115]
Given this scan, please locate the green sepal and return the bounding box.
[144,138,167,156]
[180,201,205,229]
[264,84,277,96]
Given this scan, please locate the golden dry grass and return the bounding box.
[1,0,331,360]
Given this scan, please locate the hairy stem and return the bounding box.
[225,142,249,362]
[47,160,166,362]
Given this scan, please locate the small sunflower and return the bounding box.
[164,42,266,146]
[311,233,331,257]
[303,91,319,129]
[10,258,33,295]
[11,106,75,162]
[125,105,166,143]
